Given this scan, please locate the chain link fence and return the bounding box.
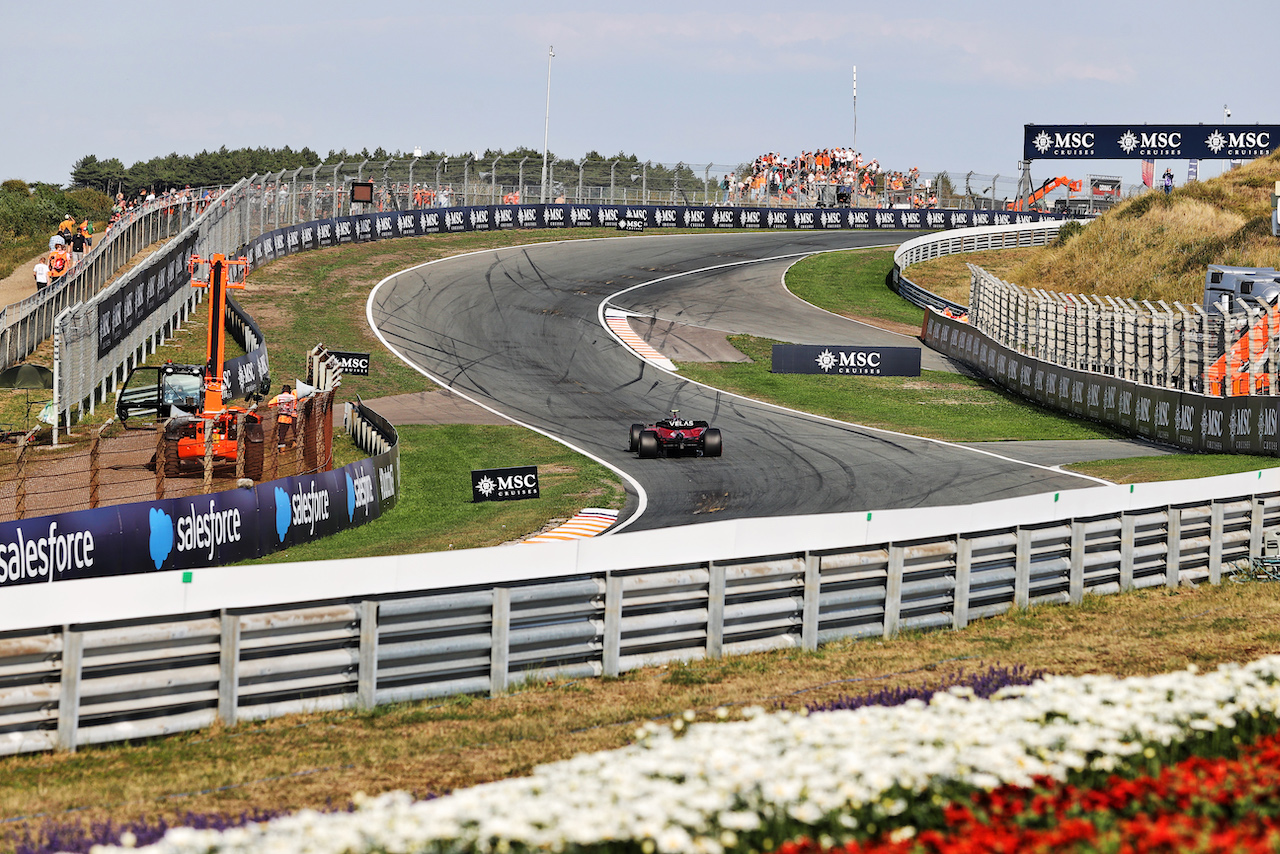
[0,390,337,523]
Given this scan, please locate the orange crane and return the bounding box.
[1009,176,1082,211]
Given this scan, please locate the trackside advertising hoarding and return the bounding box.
[240,204,1064,271]
[922,311,1280,456]
[772,344,921,376]
[0,445,400,590]
[1024,124,1280,161]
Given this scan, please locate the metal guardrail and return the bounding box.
[890,221,1068,314]
[1,475,1273,755]
[0,198,208,370]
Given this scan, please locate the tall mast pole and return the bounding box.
[541,46,555,204]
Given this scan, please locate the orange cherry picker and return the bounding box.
[159,253,264,478]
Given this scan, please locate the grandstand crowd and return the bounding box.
[724,148,938,208]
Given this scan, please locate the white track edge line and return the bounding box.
[364,244,649,534]
[597,250,1113,487]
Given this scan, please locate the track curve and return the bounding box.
[367,231,1100,531]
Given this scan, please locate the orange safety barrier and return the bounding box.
[1206,305,1278,396]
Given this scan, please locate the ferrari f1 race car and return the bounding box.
[628,411,723,458]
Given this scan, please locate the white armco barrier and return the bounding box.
[1,467,1277,755]
[893,220,1068,272]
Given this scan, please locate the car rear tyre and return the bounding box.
[638,431,659,459]
[629,423,645,452]
[703,428,722,457]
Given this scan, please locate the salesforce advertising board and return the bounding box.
[0,447,400,590]
[1024,124,1280,161]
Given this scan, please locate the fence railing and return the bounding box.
[892,222,1269,396]
[0,197,214,370]
[0,389,337,522]
[891,220,1069,315]
[968,265,1269,395]
[1,465,1273,755]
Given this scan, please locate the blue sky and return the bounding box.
[3,0,1275,190]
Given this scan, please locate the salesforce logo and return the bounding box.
[148,500,245,566]
[149,507,174,569]
[346,469,376,522]
[275,480,332,542]
[274,486,291,542]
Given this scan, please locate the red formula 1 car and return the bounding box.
[628,411,723,458]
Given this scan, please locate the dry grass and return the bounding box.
[4,577,1280,837]
[906,150,1280,307]
[901,247,1044,304]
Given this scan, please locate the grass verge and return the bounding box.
[240,424,626,563]
[679,333,1121,442]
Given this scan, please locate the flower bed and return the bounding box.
[73,658,1280,854]
[772,728,1280,852]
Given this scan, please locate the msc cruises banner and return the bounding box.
[97,233,198,358]
[242,204,1065,271]
[921,311,1280,457]
[1024,124,1280,161]
[772,344,922,376]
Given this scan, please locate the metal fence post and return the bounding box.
[603,573,622,677]
[1120,514,1136,591]
[801,552,820,651]
[1251,496,1266,559]
[358,600,379,709]
[953,535,972,629]
[1166,507,1183,589]
[490,587,510,697]
[1015,527,1031,609]
[56,628,83,752]
[218,611,240,726]
[1210,502,1225,584]
[884,544,903,638]
[1069,520,1086,604]
[706,561,725,660]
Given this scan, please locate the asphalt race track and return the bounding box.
[368,231,1104,532]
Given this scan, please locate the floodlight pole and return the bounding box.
[541,46,555,204]
[852,66,857,154]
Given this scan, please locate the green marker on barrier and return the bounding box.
[1054,493,1059,502]
[182,571,193,584]
[866,512,872,521]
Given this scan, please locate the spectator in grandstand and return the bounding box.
[33,256,49,290]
